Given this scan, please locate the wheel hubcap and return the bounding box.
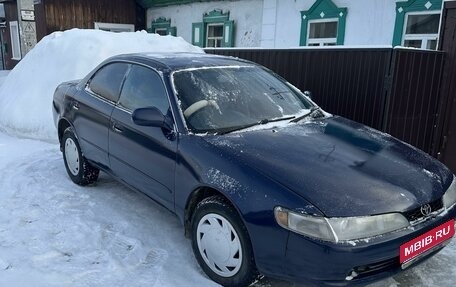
[64,138,80,176]
[197,213,242,277]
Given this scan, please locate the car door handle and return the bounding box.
[72,101,79,110]
[112,122,124,133]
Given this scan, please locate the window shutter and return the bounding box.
[167,26,177,36]
[192,22,204,47]
[222,20,234,47]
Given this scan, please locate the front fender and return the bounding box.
[174,134,321,277]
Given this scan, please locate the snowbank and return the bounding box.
[0,29,203,141]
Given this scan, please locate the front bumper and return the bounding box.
[282,206,456,286]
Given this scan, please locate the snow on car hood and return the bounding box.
[205,116,453,217]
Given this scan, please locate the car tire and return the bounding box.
[191,195,259,287]
[62,127,99,186]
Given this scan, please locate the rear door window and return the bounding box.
[88,62,129,103]
[118,65,170,115]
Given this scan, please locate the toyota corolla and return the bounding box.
[52,53,456,286]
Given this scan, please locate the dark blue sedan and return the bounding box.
[52,53,456,286]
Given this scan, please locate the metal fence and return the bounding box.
[205,47,445,156]
[383,49,445,154]
[435,1,456,172]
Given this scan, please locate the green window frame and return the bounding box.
[300,0,347,46]
[148,17,177,36]
[192,9,234,48]
[392,0,442,48]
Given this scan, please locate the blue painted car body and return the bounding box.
[52,53,456,286]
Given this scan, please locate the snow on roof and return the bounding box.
[0,29,203,141]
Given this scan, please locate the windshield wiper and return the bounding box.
[289,106,321,123]
[259,115,296,124]
[218,115,296,135]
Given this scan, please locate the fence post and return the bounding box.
[381,48,395,132]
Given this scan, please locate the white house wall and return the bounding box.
[273,0,397,47]
[146,0,414,48]
[147,0,264,47]
[270,0,304,47]
[338,0,397,46]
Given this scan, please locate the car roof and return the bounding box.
[110,52,257,71]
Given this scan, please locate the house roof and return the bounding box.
[0,0,220,9]
[137,0,221,9]
[0,0,217,8]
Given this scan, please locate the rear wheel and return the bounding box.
[62,127,99,185]
[191,196,259,287]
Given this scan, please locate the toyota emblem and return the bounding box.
[420,204,432,216]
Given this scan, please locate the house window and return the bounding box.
[403,12,440,49]
[94,22,134,32]
[300,0,347,46]
[155,28,168,36]
[9,21,21,60]
[393,0,442,50]
[206,24,224,47]
[192,10,234,48]
[307,19,338,46]
[148,17,177,36]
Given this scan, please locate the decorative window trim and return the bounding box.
[192,9,234,48]
[203,9,229,23]
[392,0,443,47]
[148,17,177,36]
[300,0,347,46]
[9,21,21,60]
[94,22,134,32]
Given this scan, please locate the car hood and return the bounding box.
[204,116,453,217]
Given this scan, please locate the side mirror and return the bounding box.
[304,90,313,100]
[132,107,173,131]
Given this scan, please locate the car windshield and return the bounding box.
[172,66,316,134]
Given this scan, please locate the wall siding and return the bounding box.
[41,0,139,36]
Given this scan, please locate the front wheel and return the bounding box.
[62,127,99,186]
[191,196,259,287]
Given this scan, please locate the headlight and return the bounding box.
[274,207,409,243]
[274,207,336,241]
[326,213,409,241]
[443,176,456,209]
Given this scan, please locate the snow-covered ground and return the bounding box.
[0,30,455,286]
[0,131,217,287]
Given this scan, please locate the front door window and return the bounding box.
[118,65,169,114]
